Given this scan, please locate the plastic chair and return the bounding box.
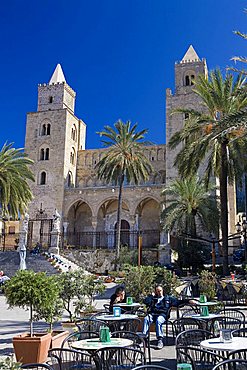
[173,317,203,336]
[209,316,242,336]
[48,347,96,370]
[75,318,110,333]
[232,328,247,337]
[177,346,224,370]
[175,329,214,348]
[212,358,247,370]
[61,330,99,349]
[21,365,53,370]
[228,348,247,360]
[132,365,172,370]
[218,308,245,328]
[94,346,146,370]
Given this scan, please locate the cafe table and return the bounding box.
[113,303,141,309]
[190,313,223,331]
[96,313,139,332]
[71,337,133,351]
[200,336,247,357]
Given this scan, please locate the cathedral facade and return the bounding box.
[24,46,237,250]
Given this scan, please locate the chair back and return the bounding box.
[61,330,98,348]
[94,346,145,370]
[232,328,247,337]
[132,365,172,370]
[48,347,96,370]
[228,348,247,360]
[177,346,224,370]
[111,318,141,332]
[212,358,247,370]
[218,308,245,327]
[21,365,53,370]
[175,329,213,347]
[209,316,242,335]
[173,317,203,335]
[111,330,146,352]
[75,318,109,333]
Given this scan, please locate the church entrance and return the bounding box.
[27,206,53,249]
[114,219,130,246]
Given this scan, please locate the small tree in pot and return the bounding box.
[59,269,105,322]
[4,270,60,363]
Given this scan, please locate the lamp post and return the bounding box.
[236,213,247,259]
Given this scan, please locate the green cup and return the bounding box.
[127,296,133,305]
[177,364,192,370]
[199,294,207,303]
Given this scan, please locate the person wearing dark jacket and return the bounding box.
[109,286,127,313]
[142,285,196,349]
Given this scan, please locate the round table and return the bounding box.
[194,301,219,307]
[113,303,141,309]
[98,314,138,321]
[71,337,133,351]
[201,336,247,352]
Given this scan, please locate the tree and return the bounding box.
[96,120,153,264]
[0,142,34,218]
[161,176,219,237]
[169,69,247,275]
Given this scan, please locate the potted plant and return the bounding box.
[4,270,60,364]
[59,269,105,328]
[0,357,22,370]
[198,270,217,300]
[33,276,69,348]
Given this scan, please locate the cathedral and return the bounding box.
[24,45,238,251]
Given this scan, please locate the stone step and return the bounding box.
[0,251,59,277]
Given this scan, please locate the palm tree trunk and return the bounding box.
[116,173,124,269]
[220,141,229,276]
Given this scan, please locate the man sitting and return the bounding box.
[142,284,196,349]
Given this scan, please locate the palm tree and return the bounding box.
[161,176,219,238]
[169,69,247,275]
[96,120,153,264]
[0,142,34,219]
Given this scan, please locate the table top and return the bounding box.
[71,337,133,351]
[193,301,219,306]
[190,313,223,321]
[201,336,247,352]
[98,314,138,321]
[113,303,141,308]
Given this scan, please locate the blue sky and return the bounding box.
[0,0,247,149]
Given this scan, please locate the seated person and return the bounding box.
[0,271,10,286]
[142,284,196,349]
[109,286,126,313]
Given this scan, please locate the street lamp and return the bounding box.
[236,213,247,259]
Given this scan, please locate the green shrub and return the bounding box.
[198,270,216,300]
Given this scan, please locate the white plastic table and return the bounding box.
[71,337,133,351]
[201,336,247,352]
[98,314,138,321]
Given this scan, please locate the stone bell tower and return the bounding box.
[25,64,86,225]
[165,45,208,184]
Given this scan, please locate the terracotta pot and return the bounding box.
[13,332,51,364]
[50,330,69,349]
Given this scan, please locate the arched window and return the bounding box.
[185,74,195,86]
[45,148,49,160]
[41,123,51,136]
[41,124,46,136]
[184,112,189,119]
[70,148,76,165]
[40,148,45,160]
[71,125,77,141]
[47,124,51,135]
[68,172,73,187]
[49,96,53,103]
[40,172,46,185]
